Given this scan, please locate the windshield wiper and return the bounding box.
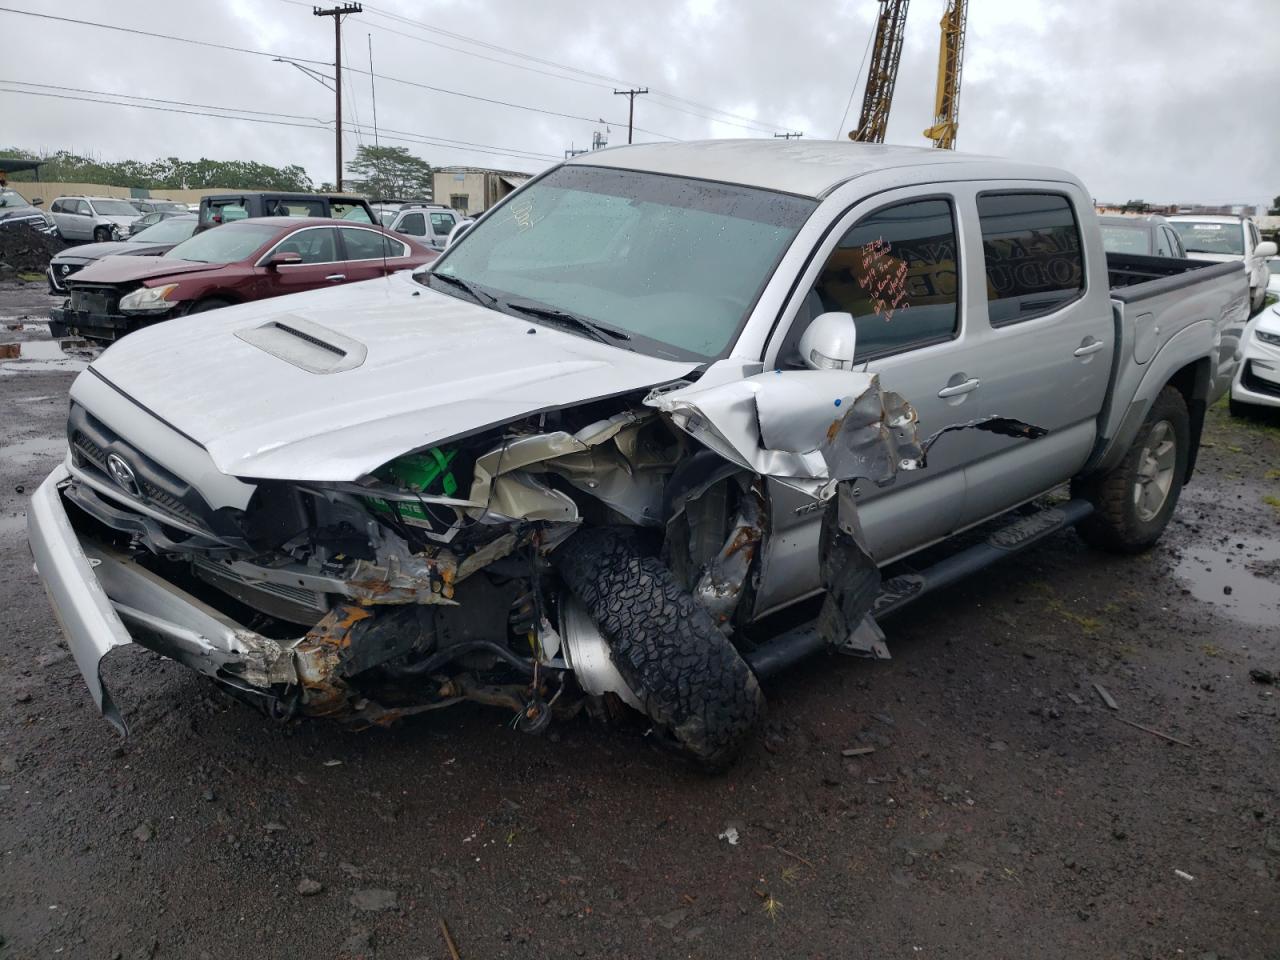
[428,272,497,306]
[502,300,631,344]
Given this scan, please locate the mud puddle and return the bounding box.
[1173,534,1280,626]
[0,338,90,374]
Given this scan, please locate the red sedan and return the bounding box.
[50,217,437,341]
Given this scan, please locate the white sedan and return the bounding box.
[1230,301,1280,414]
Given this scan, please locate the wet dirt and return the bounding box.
[0,281,1276,959]
[1172,534,1280,626]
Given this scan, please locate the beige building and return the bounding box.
[433,167,530,216]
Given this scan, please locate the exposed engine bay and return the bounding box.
[61,363,1043,759]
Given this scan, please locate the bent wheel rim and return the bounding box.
[1133,419,1176,522]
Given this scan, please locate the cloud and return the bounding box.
[2,0,1275,205]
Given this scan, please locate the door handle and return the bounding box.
[1073,340,1106,357]
[937,377,981,398]
[324,273,346,282]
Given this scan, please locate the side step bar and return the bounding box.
[747,498,1094,679]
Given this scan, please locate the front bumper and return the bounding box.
[48,305,150,342]
[1231,334,1280,410]
[27,464,295,733]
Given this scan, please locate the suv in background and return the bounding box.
[387,203,459,250]
[1169,214,1277,313]
[1098,214,1186,258]
[196,192,377,232]
[0,187,56,233]
[48,196,143,242]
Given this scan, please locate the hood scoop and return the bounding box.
[234,315,368,374]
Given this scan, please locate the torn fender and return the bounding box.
[645,365,922,490]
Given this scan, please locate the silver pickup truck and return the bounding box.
[27,141,1249,769]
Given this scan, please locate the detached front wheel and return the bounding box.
[1072,385,1189,553]
[554,528,765,771]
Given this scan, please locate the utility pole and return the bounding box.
[773,131,804,139]
[613,88,649,144]
[313,3,362,190]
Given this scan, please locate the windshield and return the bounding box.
[1170,220,1244,256]
[92,199,142,217]
[427,165,815,359]
[129,218,197,244]
[164,222,278,263]
[1099,223,1151,255]
[1270,258,1280,277]
[155,201,187,212]
[0,189,28,208]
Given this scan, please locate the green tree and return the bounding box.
[1270,195,1280,215]
[0,149,313,191]
[345,145,433,199]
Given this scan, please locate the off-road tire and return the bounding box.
[93,226,111,243]
[555,528,765,771]
[1072,385,1189,554]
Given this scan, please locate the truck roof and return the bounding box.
[1167,214,1247,224]
[565,139,1076,200]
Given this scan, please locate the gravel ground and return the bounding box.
[1,279,1278,959]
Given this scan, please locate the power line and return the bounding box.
[337,1,782,135]
[355,1,790,133]
[0,84,561,164]
[835,25,877,140]
[0,6,681,141]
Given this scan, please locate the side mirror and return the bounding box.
[1255,241,1278,258]
[798,312,858,370]
[32,197,43,206]
[265,250,303,269]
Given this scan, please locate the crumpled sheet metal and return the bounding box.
[645,368,922,491]
[693,491,765,630]
[465,409,669,526]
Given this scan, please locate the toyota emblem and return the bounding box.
[105,453,140,496]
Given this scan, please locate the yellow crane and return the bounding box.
[923,0,968,149]
[848,0,911,143]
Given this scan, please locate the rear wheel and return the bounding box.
[1072,385,1189,553]
[554,528,765,771]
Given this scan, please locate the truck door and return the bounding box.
[951,187,1115,527]
[755,190,972,614]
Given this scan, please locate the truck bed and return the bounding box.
[1107,252,1242,299]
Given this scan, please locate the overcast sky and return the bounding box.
[2,0,1277,205]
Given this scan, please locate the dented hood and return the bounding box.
[71,256,221,285]
[83,273,698,481]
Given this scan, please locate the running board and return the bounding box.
[747,498,1094,678]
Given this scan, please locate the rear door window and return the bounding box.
[977,192,1084,326]
[397,212,427,237]
[429,211,457,237]
[1153,226,1173,257]
[271,227,339,263]
[787,198,961,364]
[340,227,404,261]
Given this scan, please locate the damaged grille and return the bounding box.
[191,555,330,624]
[68,403,229,538]
[68,285,121,316]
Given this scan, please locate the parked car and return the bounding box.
[1268,257,1280,300]
[387,204,460,250]
[130,200,189,216]
[0,187,57,233]
[1168,214,1276,313]
[28,141,1249,769]
[127,209,188,237]
[1229,300,1280,415]
[48,196,143,242]
[47,215,198,294]
[372,199,435,226]
[1098,214,1186,258]
[49,217,435,341]
[196,191,377,231]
